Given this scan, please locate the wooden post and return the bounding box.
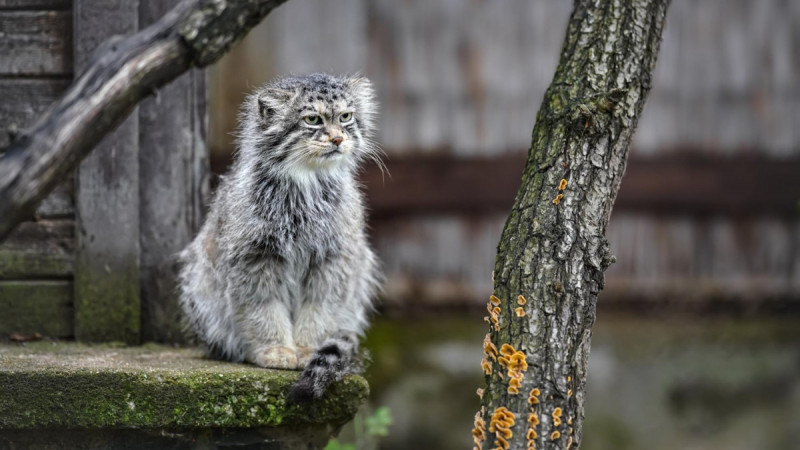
[138,1,208,343]
[73,0,141,343]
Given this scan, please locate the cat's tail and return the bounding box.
[288,332,363,403]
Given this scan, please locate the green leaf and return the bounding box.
[365,406,392,437]
[324,439,355,450]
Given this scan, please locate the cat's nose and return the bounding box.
[330,136,344,146]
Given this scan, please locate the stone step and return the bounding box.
[0,342,368,449]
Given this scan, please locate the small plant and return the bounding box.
[325,406,392,450]
[324,440,356,450]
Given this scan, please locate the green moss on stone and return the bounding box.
[0,342,368,430]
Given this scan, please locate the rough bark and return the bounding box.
[0,0,288,241]
[476,1,670,450]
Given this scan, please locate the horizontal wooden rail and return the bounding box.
[358,153,800,218]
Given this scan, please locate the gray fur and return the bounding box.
[178,74,381,399]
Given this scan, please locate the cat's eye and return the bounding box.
[303,115,321,125]
[339,112,353,123]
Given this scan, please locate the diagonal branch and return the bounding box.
[0,0,289,241]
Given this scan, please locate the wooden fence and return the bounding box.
[1,0,798,340]
[210,0,800,310]
[0,0,207,341]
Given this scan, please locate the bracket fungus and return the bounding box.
[507,376,522,395]
[526,392,541,450]
[484,334,499,361]
[497,345,528,377]
[497,344,528,397]
[528,388,541,405]
[489,407,516,450]
[485,303,501,332]
[481,358,493,376]
[552,407,563,427]
[472,410,486,450]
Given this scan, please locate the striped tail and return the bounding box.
[288,333,363,403]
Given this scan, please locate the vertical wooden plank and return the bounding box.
[73,0,140,343]
[138,0,208,343]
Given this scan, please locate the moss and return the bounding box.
[0,251,70,277]
[0,342,368,429]
[74,255,140,344]
[0,282,72,337]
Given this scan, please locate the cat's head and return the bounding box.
[241,73,379,180]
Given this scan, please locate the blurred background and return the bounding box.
[2,0,795,448]
[206,0,800,449]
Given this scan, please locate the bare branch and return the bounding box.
[0,0,288,240]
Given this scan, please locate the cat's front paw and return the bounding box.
[253,346,298,369]
[296,346,315,368]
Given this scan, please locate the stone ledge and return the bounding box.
[0,342,368,431]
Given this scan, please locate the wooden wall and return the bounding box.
[0,0,207,340]
[1,0,795,340]
[210,0,800,310]
[0,0,75,337]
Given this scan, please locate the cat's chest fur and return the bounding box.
[236,171,345,269]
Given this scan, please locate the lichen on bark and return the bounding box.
[477,1,671,449]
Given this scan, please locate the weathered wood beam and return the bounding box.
[359,153,800,218]
[361,154,525,219]
[0,0,289,241]
[614,155,800,217]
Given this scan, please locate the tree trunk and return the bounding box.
[475,1,670,450]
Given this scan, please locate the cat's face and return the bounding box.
[252,74,377,176]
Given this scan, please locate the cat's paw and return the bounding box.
[253,346,298,369]
[296,346,315,368]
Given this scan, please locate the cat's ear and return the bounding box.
[346,76,376,125]
[257,88,296,121]
[347,76,372,95]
